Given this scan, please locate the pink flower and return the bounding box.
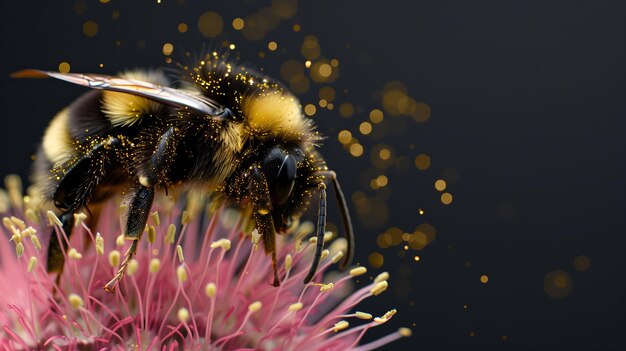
[0,176,410,350]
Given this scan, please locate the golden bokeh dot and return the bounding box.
[544,270,572,299]
[280,59,304,82]
[574,255,591,271]
[413,102,432,122]
[330,58,339,67]
[434,179,447,191]
[82,20,99,37]
[289,74,309,94]
[414,255,420,262]
[177,22,188,33]
[369,109,384,123]
[368,252,384,268]
[327,103,334,110]
[229,43,236,50]
[318,63,332,78]
[112,11,120,20]
[99,0,110,3]
[318,99,327,108]
[379,148,391,160]
[271,0,298,19]
[301,35,320,60]
[349,143,364,157]
[268,41,278,51]
[415,154,431,170]
[293,24,301,32]
[441,192,453,205]
[58,62,71,73]
[480,274,489,283]
[304,104,317,116]
[339,103,354,117]
[232,17,245,30]
[198,12,223,38]
[377,175,388,187]
[359,122,372,135]
[338,130,352,144]
[319,86,335,101]
[73,1,87,15]
[162,43,174,56]
[304,60,312,69]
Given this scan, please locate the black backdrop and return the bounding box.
[1,1,624,350]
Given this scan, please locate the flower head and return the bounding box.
[0,175,409,350]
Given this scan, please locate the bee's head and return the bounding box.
[259,145,316,232]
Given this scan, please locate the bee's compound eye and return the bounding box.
[273,155,296,205]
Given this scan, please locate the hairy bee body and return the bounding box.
[20,54,352,290]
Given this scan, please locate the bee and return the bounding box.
[13,53,354,291]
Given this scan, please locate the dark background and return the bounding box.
[1,1,624,350]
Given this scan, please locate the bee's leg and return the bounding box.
[303,183,327,284]
[47,136,120,273]
[104,185,154,292]
[250,166,280,286]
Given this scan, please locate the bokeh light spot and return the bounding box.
[58,62,71,73]
[434,179,447,191]
[368,252,384,268]
[232,18,244,30]
[574,255,591,272]
[480,274,489,284]
[544,270,572,299]
[198,12,223,38]
[162,43,174,56]
[441,193,453,205]
[82,20,98,37]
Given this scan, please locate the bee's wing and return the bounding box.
[12,69,226,119]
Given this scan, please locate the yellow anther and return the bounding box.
[320,283,334,292]
[10,216,26,231]
[320,249,330,260]
[151,211,160,226]
[205,282,217,298]
[370,280,389,296]
[350,266,367,277]
[323,231,334,242]
[47,211,62,227]
[288,302,303,312]
[176,245,185,262]
[285,254,292,271]
[73,212,87,227]
[2,217,12,230]
[374,271,389,283]
[374,309,397,324]
[68,293,84,310]
[165,224,176,244]
[177,307,189,322]
[210,238,231,251]
[147,226,156,243]
[399,327,413,337]
[331,251,344,264]
[68,248,82,260]
[10,233,22,244]
[251,229,261,245]
[334,320,349,332]
[177,265,188,282]
[248,301,262,313]
[126,259,139,276]
[181,210,191,225]
[309,237,318,244]
[95,233,104,255]
[16,242,24,257]
[116,234,125,247]
[109,250,121,267]
[149,258,161,273]
[22,227,36,237]
[27,256,37,272]
[356,311,373,320]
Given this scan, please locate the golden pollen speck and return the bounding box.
[82,20,98,37]
[58,62,71,73]
[418,209,425,215]
[268,41,278,51]
[480,274,489,284]
[414,255,420,262]
[305,60,312,68]
[434,179,447,191]
[232,18,245,30]
[99,63,104,68]
[162,43,174,56]
[229,44,236,50]
[178,22,188,33]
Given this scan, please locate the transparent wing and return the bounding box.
[12,69,225,118]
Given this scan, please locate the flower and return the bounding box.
[0,175,409,350]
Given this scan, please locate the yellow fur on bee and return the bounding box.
[101,70,169,127]
[42,108,74,167]
[242,91,315,142]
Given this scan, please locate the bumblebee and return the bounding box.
[13,53,354,291]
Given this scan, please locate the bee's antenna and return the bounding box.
[303,183,327,284]
[316,171,354,270]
